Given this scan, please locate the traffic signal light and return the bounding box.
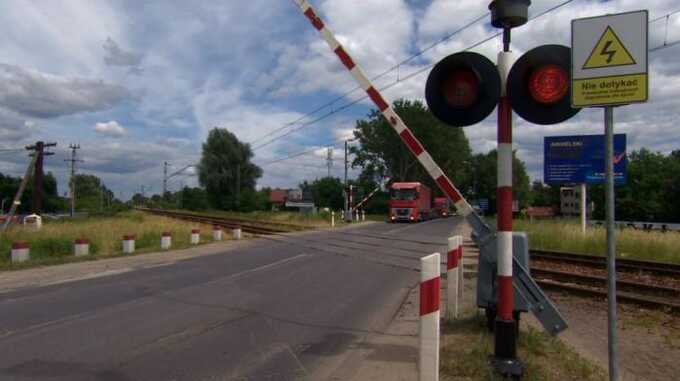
[507,44,581,125]
[425,52,501,127]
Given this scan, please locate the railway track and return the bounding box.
[140,208,293,235]
[530,248,680,277]
[529,249,680,312]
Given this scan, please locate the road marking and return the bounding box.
[223,254,308,281]
[385,218,443,234]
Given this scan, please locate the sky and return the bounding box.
[0,0,678,200]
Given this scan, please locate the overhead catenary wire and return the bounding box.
[248,10,491,148]
[253,0,577,153]
[259,3,678,168]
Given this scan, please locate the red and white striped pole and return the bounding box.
[419,253,440,381]
[446,236,460,320]
[292,0,476,224]
[495,48,517,359]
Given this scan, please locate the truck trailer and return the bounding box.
[388,182,433,222]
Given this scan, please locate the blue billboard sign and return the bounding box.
[478,199,489,212]
[544,134,627,185]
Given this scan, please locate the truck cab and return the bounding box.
[388,182,432,222]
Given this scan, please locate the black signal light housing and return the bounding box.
[508,44,581,125]
[425,52,501,127]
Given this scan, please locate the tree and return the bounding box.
[72,174,115,212]
[588,148,680,222]
[468,150,531,213]
[529,181,560,208]
[179,187,209,211]
[198,128,262,210]
[301,177,345,210]
[351,99,472,194]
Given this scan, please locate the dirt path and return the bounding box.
[539,291,680,381]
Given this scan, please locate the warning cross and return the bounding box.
[583,26,636,69]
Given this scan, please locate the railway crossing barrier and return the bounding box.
[293,1,569,377]
[161,232,172,250]
[122,235,135,254]
[232,226,242,240]
[74,239,90,257]
[419,253,440,381]
[446,236,462,320]
[213,225,222,241]
[191,229,200,245]
[11,241,29,263]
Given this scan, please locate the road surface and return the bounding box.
[0,217,463,380]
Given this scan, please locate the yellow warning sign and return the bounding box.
[582,26,636,69]
[572,73,646,107]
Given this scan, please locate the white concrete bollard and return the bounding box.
[161,232,172,250]
[420,253,440,381]
[355,209,359,222]
[74,238,90,257]
[362,209,366,221]
[191,229,200,245]
[446,236,461,320]
[11,241,30,263]
[213,225,222,241]
[331,211,335,228]
[122,235,135,254]
[232,226,242,240]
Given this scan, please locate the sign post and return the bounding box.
[572,10,648,381]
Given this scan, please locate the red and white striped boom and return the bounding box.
[293,0,490,237]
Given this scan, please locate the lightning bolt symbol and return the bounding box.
[600,40,616,63]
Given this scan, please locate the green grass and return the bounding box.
[0,211,224,270]
[497,218,680,264]
[440,312,605,380]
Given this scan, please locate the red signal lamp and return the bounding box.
[528,64,568,104]
[426,52,501,127]
[443,69,480,108]
[507,44,581,125]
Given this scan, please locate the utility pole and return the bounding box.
[64,144,82,217]
[326,147,333,177]
[344,140,349,220]
[235,163,240,209]
[26,141,56,215]
[163,161,169,196]
[2,155,37,230]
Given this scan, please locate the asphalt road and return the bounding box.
[0,217,463,381]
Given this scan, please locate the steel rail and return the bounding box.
[530,249,680,277]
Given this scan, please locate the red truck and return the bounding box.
[434,197,452,217]
[388,182,433,222]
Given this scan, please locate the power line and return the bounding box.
[248,9,491,147]
[252,0,577,152]
[257,2,677,166]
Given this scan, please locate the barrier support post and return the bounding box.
[446,237,460,320]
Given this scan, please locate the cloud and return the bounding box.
[0,63,128,118]
[94,120,127,137]
[103,37,143,67]
[0,108,34,143]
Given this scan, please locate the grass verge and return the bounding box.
[0,211,224,270]
[440,312,605,380]
[490,218,680,264]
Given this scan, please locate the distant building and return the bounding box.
[269,189,289,211]
[269,188,316,213]
[560,186,581,216]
